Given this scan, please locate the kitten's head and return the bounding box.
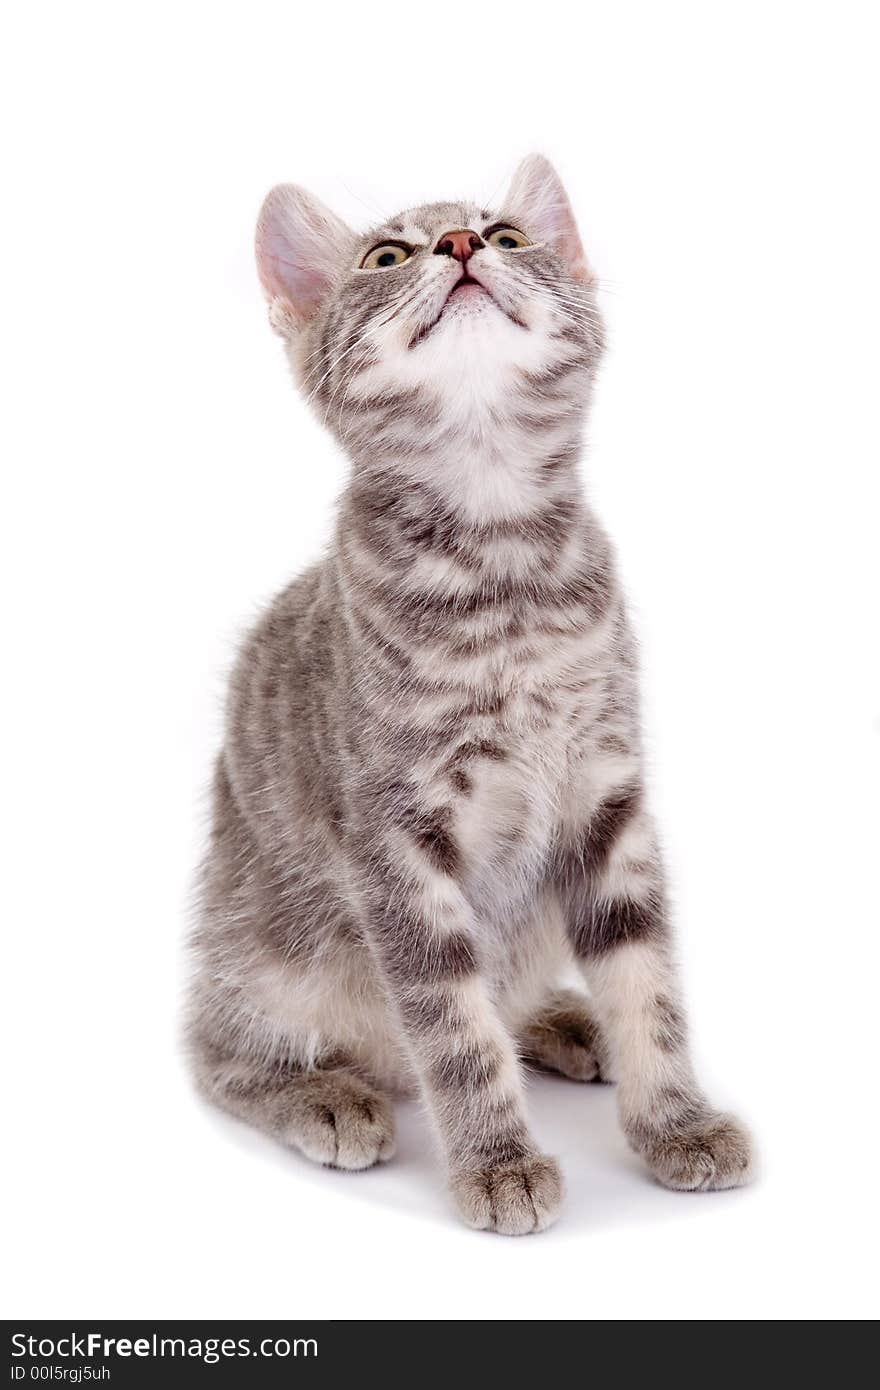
[255,156,603,454]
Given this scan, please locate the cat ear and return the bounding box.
[255,184,354,334]
[504,154,590,282]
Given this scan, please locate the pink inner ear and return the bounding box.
[559,226,590,283]
[537,192,589,281]
[507,156,590,281]
[257,220,327,313]
[255,185,351,323]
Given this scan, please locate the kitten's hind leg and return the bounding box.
[519,988,612,1082]
[192,1042,396,1171]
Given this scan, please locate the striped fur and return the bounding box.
[187,156,753,1234]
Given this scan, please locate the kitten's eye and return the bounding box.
[486,226,531,251]
[361,243,412,270]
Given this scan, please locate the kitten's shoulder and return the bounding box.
[227,561,336,716]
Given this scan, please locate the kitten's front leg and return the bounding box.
[358,827,562,1234]
[555,784,754,1191]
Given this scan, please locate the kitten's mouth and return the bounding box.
[408,272,521,349]
[447,272,486,299]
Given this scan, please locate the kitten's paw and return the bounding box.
[284,1072,395,1171]
[633,1112,754,1192]
[451,1155,563,1235]
[521,989,611,1082]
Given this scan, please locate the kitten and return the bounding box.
[187,155,753,1234]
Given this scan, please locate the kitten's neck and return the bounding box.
[343,402,587,530]
[335,426,594,613]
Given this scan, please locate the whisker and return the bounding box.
[313,281,432,417]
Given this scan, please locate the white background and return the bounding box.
[3,2,878,1321]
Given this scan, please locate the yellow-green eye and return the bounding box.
[361,243,412,270]
[486,226,531,251]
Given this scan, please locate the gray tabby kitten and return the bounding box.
[187,155,753,1234]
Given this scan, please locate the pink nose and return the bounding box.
[434,229,484,264]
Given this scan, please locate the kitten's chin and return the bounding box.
[407,283,501,352]
[433,283,501,334]
[442,282,492,314]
